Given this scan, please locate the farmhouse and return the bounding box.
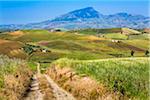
[42,49,51,53]
[111,40,121,43]
[49,28,62,32]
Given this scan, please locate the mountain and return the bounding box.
[51,7,103,22]
[0,7,149,30]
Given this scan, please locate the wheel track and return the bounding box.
[23,63,76,100]
[23,75,43,100]
[44,74,76,100]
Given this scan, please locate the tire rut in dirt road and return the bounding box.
[23,63,75,100]
[38,75,56,100]
[23,75,43,100]
[44,74,76,100]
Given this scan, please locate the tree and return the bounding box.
[131,50,134,56]
[145,50,149,56]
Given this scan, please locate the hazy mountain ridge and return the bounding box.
[0,7,149,30]
[51,7,103,22]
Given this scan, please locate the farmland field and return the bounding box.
[0,28,149,100]
[51,57,149,99]
[0,29,148,61]
[0,1,150,99]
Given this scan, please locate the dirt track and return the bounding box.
[23,63,76,100]
[23,75,43,100]
[44,74,75,100]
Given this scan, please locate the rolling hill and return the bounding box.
[69,28,141,35]
[0,3,149,100]
[0,29,148,62]
[0,29,149,99]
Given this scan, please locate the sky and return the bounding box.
[0,0,149,25]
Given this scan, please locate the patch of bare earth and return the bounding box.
[23,75,43,100]
[0,39,27,59]
[23,73,75,100]
[46,66,122,100]
[9,31,24,36]
[143,28,150,33]
[0,39,9,44]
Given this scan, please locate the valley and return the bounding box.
[0,27,149,99]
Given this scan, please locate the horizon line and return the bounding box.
[0,6,149,25]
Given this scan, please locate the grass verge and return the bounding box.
[0,55,33,100]
[51,57,149,99]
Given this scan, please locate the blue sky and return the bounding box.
[0,0,149,25]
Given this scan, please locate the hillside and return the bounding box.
[0,29,149,99]
[0,29,148,62]
[0,39,27,59]
[69,28,141,35]
[121,28,141,35]
[0,1,149,99]
[47,57,149,99]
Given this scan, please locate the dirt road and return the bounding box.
[23,75,43,100]
[23,63,76,100]
[44,74,75,100]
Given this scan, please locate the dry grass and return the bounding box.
[51,57,149,99]
[0,55,33,100]
[38,75,55,100]
[46,66,120,100]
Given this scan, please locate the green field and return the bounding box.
[0,29,148,62]
[103,33,128,40]
[52,57,149,99]
[69,28,122,34]
[128,34,150,40]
